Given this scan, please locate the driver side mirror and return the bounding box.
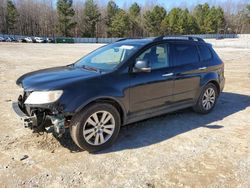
[133,60,151,73]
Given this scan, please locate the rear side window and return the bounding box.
[198,45,212,61]
[172,43,199,66]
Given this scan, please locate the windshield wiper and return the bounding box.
[82,65,101,73]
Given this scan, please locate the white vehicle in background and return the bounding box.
[23,37,33,43]
[33,37,45,43]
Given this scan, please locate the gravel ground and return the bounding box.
[0,43,249,188]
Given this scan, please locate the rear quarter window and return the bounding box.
[171,43,199,66]
[198,45,213,61]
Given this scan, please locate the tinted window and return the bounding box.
[172,43,199,66]
[137,44,169,69]
[198,45,212,61]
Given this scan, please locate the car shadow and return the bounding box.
[55,92,250,153]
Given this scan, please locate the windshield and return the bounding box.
[74,43,141,71]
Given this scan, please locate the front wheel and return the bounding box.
[193,83,218,114]
[69,103,121,153]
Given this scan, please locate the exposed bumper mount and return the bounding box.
[12,102,37,128]
[12,102,65,136]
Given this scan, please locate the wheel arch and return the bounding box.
[195,77,221,104]
[208,80,220,95]
[75,96,126,125]
[201,72,221,94]
[193,79,220,114]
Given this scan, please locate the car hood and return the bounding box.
[17,66,100,90]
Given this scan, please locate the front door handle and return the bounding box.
[162,73,174,77]
[199,67,207,70]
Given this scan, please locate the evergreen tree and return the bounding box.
[193,3,210,33]
[57,0,76,37]
[187,14,200,34]
[179,9,189,34]
[144,5,166,36]
[5,0,18,34]
[204,6,225,33]
[161,15,170,35]
[106,0,119,37]
[162,8,199,35]
[129,2,140,18]
[204,7,217,33]
[166,8,182,34]
[129,2,141,37]
[109,10,130,37]
[82,0,101,37]
[215,7,225,33]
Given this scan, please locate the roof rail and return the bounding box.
[115,38,130,42]
[115,37,145,42]
[153,35,205,42]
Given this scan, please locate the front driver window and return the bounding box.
[136,44,169,70]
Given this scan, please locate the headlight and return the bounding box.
[24,90,63,105]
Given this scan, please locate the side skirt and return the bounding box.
[124,100,194,125]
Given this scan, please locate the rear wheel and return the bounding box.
[193,83,218,114]
[69,103,121,153]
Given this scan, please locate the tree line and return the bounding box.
[0,0,249,38]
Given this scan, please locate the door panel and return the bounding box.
[129,43,174,115]
[129,68,174,113]
[172,64,202,103]
[170,42,203,103]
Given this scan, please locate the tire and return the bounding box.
[69,103,121,153]
[193,83,218,114]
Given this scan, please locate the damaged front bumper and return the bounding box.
[12,102,37,128]
[12,102,66,136]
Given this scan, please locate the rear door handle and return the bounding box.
[199,67,207,70]
[162,73,174,77]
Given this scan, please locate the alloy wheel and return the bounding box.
[83,111,115,146]
[202,87,216,110]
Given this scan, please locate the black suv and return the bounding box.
[13,36,225,152]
